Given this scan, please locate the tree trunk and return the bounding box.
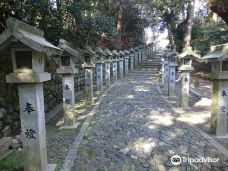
[182,0,196,48]
[209,0,228,25]
[116,1,125,49]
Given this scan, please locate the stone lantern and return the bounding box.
[139,46,144,63]
[165,49,179,97]
[82,46,96,104]
[104,48,112,87]
[94,47,105,92]
[56,39,79,129]
[134,47,139,67]
[150,43,155,57]
[144,45,148,62]
[118,50,125,79]
[123,50,130,74]
[137,46,141,64]
[129,48,135,71]
[112,50,119,83]
[201,43,228,136]
[178,47,201,108]
[1,17,62,171]
[160,50,170,89]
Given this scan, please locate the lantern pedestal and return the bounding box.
[179,65,194,109]
[135,51,138,66]
[112,60,118,83]
[161,59,165,87]
[96,62,104,92]
[124,57,129,74]
[130,54,134,71]
[209,73,228,137]
[57,68,78,128]
[168,63,178,97]
[164,61,169,90]
[84,65,94,104]
[6,73,56,171]
[105,60,111,87]
[118,59,124,79]
[139,51,142,64]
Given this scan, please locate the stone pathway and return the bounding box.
[71,67,228,171]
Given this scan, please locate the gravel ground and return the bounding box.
[71,67,228,171]
[161,74,228,152]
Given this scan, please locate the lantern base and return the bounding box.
[60,123,79,130]
[56,67,78,74]
[46,164,57,171]
[178,65,194,71]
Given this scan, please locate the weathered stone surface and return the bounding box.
[2,126,11,137]
[0,137,12,156]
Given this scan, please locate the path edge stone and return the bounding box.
[60,77,127,171]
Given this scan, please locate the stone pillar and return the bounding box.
[164,61,169,89]
[139,51,142,64]
[124,57,129,74]
[6,71,56,171]
[85,68,94,104]
[130,54,134,71]
[179,67,193,109]
[112,60,118,83]
[105,61,111,87]
[210,74,228,136]
[18,84,48,171]
[134,53,138,67]
[96,63,103,91]
[161,59,165,86]
[57,66,78,129]
[168,63,178,96]
[118,59,124,79]
[62,74,77,127]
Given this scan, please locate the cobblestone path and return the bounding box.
[72,68,228,171]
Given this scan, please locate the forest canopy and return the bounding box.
[0,0,227,53]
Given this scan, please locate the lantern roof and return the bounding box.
[119,50,125,56]
[95,47,106,56]
[177,46,201,60]
[129,48,135,53]
[58,39,79,58]
[112,50,120,56]
[134,47,139,51]
[104,48,112,56]
[83,46,96,56]
[201,43,228,62]
[75,48,84,62]
[124,50,130,54]
[138,45,143,49]
[0,17,62,56]
[160,49,170,57]
[165,49,179,58]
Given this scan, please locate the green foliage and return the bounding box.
[0,151,23,171]
[0,0,151,48]
[191,20,228,55]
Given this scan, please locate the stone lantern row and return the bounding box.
[160,43,228,138]
[0,17,151,171]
